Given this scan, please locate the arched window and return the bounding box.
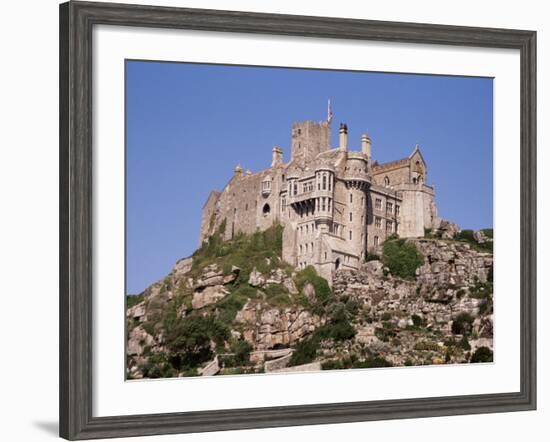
[262,203,271,215]
[384,176,390,186]
[322,174,327,190]
[335,258,340,270]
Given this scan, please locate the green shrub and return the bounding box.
[456,229,493,252]
[294,266,332,305]
[353,356,393,368]
[290,335,320,366]
[222,340,253,367]
[127,293,144,308]
[164,315,229,369]
[451,312,474,335]
[471,346,493,363]
[411,314,424,328]
[382,239,424,280]
[381,311,392,321]
[366,252,380,262]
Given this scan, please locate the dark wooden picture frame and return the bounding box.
[59,1,537,439]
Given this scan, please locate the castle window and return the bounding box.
[361,197,364,207]
[303,183,308,193]
[361,215,364,224]
[305,243,308,252]
[300,245,303,254]
[262,203,271,215]
[282,174,285,182]
[375,217,382,228]
[387,202,393,214]
[349,230,352,240]
[328,175,332,191]
[384,176,390,187]
[328,199,331,212]
[322,197,326,211]
[386,220,393,232]
[349,212,353,222]
[395,205,400,216]
[293,183,298,195]
[350,193,353,203]
[412,177,417,184]
[374,236,379,247]
[375,198,382,209]
[325,252,327,260]
[282,198,286,212]
[306,225,309,234]
[322,174,327,190]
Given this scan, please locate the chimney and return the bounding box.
[339,123,348,150]
[271,146,283,167]
[361,133,371,159]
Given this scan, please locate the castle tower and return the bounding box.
[291,121,330,166]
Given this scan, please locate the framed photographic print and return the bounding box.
[59,1,537,439]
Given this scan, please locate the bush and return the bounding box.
[353,356,393,368]
[294,266,332,305]
[411,314,425,328]
[290,335,320,366]
[127,293,144,308]
[456,229,493,252]
[451,312,474,335]
[366,252,380,262]
[164,315,229,369]
[382,239,424,279]
[222,340,253,367]
[471,346,493,363]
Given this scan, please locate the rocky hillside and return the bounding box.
[127,224,494,379]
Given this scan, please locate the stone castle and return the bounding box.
[200,116,440,282]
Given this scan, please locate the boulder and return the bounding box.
[303,282,316,302]
[248,267,266,287]
[173,256,193,277]
[191,285,229,309]
[127,326,154,356]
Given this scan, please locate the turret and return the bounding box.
[271,146,283,167]
[339,123,348,150]
[361,133,371,159]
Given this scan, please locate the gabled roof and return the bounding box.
[408,144,427,165]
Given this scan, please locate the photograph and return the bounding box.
[125,61,494,379]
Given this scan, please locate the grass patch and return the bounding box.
[455,229,493,253]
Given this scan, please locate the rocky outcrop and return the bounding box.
[127,326,154,356]
[235,300,324,350]
[192,285,229,309]
[127,235,493,379]
[331,238,493,366]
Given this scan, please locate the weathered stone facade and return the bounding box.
[200,119,440,282]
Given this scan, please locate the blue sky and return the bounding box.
[126,61,493,295]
